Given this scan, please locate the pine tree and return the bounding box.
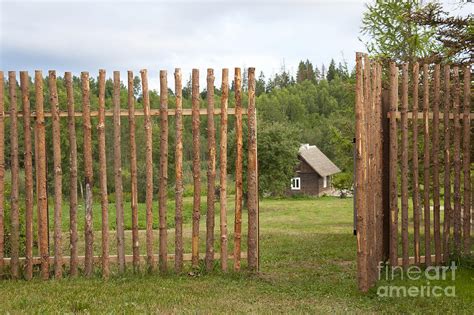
[296,61,306,83]
[256,71,266,96]
[326,59,337,82]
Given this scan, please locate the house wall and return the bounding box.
[289,158,333,196]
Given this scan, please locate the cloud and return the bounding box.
[1,0,368,89]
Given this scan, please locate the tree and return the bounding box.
[296,59,316,83]
[326,59,337,81]
[360,0,438,62]
[256,71,266,96]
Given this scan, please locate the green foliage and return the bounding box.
[360,0,438,62]
[332,172,353,198]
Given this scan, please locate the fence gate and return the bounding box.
[355,52,472,292]
[0,67,259,280]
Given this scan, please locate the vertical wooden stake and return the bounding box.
[159,70,168,273]
[20,71,34,280]
[355,53,369,291]
[422,64,431,266]
[0,72,4,277]
[8,71,20,279]
[98,69,110,278]
[140,69,155,271]
[234,68,243,271]
[174,68,184,272]
[432,65,441,264]
[65,72,79,277]
[205,69,216,271]
[375,63,384,264]
[113,71,125,272]
[128,71,140,271]
[35,70,49,279]
[412,63,421,265]
[220,68,229,272]
[452,66,461,255]
[462,65,471,254]
[82,71,94,277]
[247,67,258,271]
[389,62,399,267]
[400,63,409,269]
[49,70,63,278]
[191,69,201,268]
[442,65,452,261]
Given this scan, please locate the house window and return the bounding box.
[291,177,301,190]
[323,176,328,188]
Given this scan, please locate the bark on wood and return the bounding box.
[0,72,4,277]
[128,71,140,271]
[234,68,243,271]
[8,71,20,279]
[140,69,155,271]
[159,70,168,273]
[452,66,461,254]
[65,72,79,277]
[98,70,110,278]
[389,62,399,267]
[400,63,409,269]
[412,63,421,265]
[113,71,125,272]
[49,70,63,278]
[381,89,391,262]
[422,64,431,266]
[35,70,49,279]
[375,63,384,264]
[432,65,441,264]
[442,65,452,261]
[81,71,94,277]
[247,67,259,271]
[219,68,229,272]
[191,69,201,268]
[205,69,216,271]
[20,71,34,280]
[462,65,471,255]
[355,53,369,291]
[174,68,184,272]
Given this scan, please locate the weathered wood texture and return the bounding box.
[412,63,421,265]
[452,66,462,255]
[220,68,229,272]
[389,62,399,267]
[128,71,140,271]
[400,63,409,269]
[20,71,34,280]
[159,70,168,273]
[422,64,431,266]
[140,69,155,271]
[462,65,470,255]
[35,71,49,279]
[98,70,110,278]
[191,69,201,268]
[432,65,441,265]
[174,68,184,272]
[205,69,216,271]
[234,68,243,271]
[49,71,64,278]
[443,65,452,260]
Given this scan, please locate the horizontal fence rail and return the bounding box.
[0,67,259,280]
[355,52,472,292]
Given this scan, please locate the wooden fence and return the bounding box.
[355,52,472,292]
[0,67,259,280]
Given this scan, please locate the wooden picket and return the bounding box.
[355,52,472,292]
[0,67,259,280]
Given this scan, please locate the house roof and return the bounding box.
[298,144,341,177]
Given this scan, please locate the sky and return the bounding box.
[0,0,470,90]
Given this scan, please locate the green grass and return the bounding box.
[0,197,473,313]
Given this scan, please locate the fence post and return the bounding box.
[452,66,462,255]
[174,68,184,272]
[159,70,169,273]
[205,69,216,271]
[462,65,471,255]
[191,69,201,269]
[20,71,34,280]
[432,65,442,265]
[400,63,409,269]
[220,69,229,272]
[98,69,110,278]
[442,65,452,261]
[389,62,399,267]
[412,63,421,265]
[234,68,243,271]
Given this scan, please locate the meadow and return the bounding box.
[0,197,472,313]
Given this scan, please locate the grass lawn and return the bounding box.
[0,197,472,313]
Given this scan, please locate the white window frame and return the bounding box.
[291,177,301,190]
[323,176,328,188]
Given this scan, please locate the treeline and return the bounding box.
[1,58,355,198]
